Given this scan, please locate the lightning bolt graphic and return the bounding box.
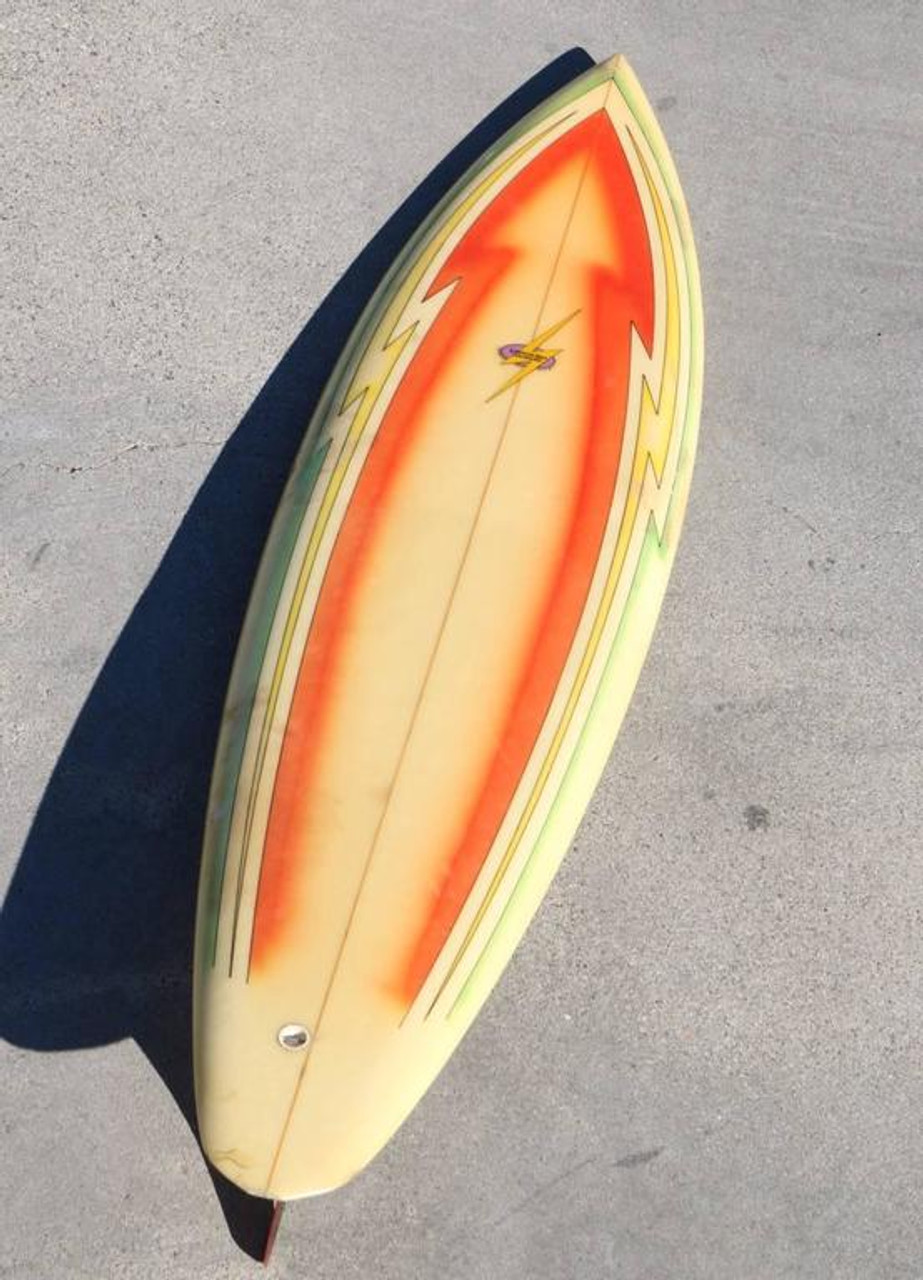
[486,309,581,402]
[613,130,687,550]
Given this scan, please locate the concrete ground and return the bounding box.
[2,3,921,1276]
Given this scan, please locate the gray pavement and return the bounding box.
[2,3,922,1276]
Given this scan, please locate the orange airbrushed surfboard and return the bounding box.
[194,55,703,1204]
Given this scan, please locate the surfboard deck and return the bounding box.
[194,54,703,1202]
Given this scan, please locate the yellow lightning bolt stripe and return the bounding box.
[629,142,683,531]
[223,120,571,973]
[485,309,581,402]
[424,115,686,1017]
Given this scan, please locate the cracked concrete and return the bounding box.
[3,4,923,1279]
[1,440,225,483]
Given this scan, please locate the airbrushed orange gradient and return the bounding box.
[250,112,654,987]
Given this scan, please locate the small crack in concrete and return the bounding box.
[0,437,225,483]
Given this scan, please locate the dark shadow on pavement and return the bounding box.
[0,48,593,1259]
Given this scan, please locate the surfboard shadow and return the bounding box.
[0,48,593,1260]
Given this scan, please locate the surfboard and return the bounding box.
[194,54,703,1204]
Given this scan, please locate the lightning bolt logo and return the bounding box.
[487,309,581,402]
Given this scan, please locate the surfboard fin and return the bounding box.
[261,1201,285,1266]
